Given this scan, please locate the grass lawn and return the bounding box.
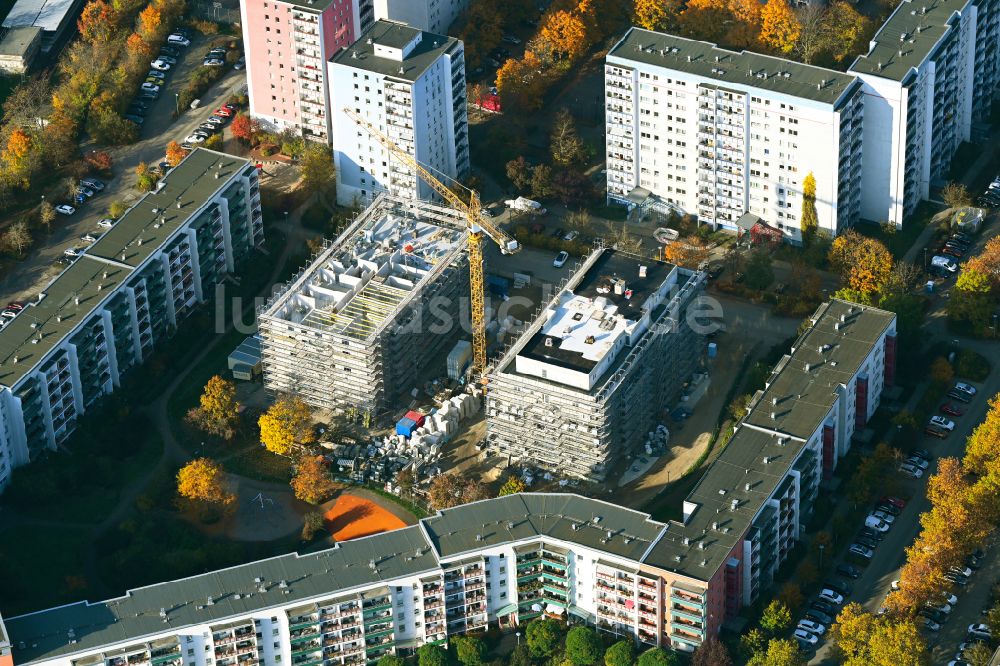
[0,525,91,615]
[225,443,294,483]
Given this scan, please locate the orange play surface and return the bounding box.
[323,493,406,541]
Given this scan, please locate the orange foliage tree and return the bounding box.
[539,9,589,60]
[496,50,546,111]
[77,0,115,43]
[760,0,801,53]
[176,458,235,506]
[165,140,189,167]
[290,456,339,504]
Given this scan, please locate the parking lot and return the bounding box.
[807,364,1000,663]
[0,33,246,306]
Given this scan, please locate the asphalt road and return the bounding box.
[0,33,246,305]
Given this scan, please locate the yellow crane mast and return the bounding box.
[343,108,521,380]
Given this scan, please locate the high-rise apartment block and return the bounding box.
[0,302,896,659]
[486,249,706,481]
[371,0,469,34]
[240,0,360,142]
[328,20,469,206]
[0,150,263,491]
[608,0,1000,238]
[258,193,468,415]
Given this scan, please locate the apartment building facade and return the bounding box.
[371,0,469,33]
[849,0,1000,225]
[486,248,706,481]
[605,29,864,243]
[328,20,469,206]
[0,150,263,491]
[241,0,360,142]
[257,193,468,416]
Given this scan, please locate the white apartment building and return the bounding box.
[849,0,1000,225]
[372,0,469,34]
[0,150,263,491]
[328,20,469,206]
[606,29,864,243]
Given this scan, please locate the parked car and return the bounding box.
[75,186,95,198]
[905,456,930,471]
[836,564,861,579]
[855,535,879,549]
[805,609,834,625]
[931,255,959,272]
[941,592,959,606]
[97,218,115,228]
[899,462,924,478]
[875,501,901,517]
[911,449,932,462]
[167,34,190,46]
[124,114,145,125]
[203,58,225,67]
[930,416,956,431]
[222,102,238,112]
[793,628,819,645]
[206,115,226,125]
[147,70,165,80]
[871,510,896,524]
[942,246,964,258]
[951,566,973,578]
[502,34,522,44]
[198,123,218,133]
[234,55,245,69]
[156,54,177,65]
[140,82,161,92]
[919,607,948,624]
[138,90,159,100]
[925,601,952,615]
[150,58,171,70]
[945,571,969,586]
[955,382,978,397]
[563,230,579,241]
[810,599,837,615]
[925,425,950,438]
[849,543,874,559]
[160,45,179,57]
[941,403,965,416]
[6,302,24,311]
[968,624,992,639]
[55,204,75,215]
[64,246,84,256]
[214,107,233,117]
[948,389,973,403]
[880,494,907,508]
[922,617,942,632]
[797,619,826,635]
[80,233,98,243]
[865,516,890,532]
[553,251,569,268]
[858,526,884,542]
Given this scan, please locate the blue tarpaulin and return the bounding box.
[396,417,417,437]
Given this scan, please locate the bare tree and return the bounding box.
[38,201,56,233]
[566,209,592,234]
[794,4,827,64]
[2,74,51,129]
[2,221,32,257]
[608,222,643,254]
[887,261,923,292]
[941,182,972,209]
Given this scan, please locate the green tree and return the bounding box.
[452,635,486,666]
[604,640,634,666]
[526,618,563,658]
[744,250,775,290]
[948,268,995,332]
[375,656,404,666]
[964,642,993,666]
[637,647,680,666]
[531,163,554,199]
[746,639,805,666]
[740,628,767,660]
[300,142,335,197]
[760,600,792,636]
[417,644,448,666]
[800,172,818,245]
[499,475,527,496]
[565,626,602,665]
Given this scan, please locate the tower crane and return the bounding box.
[343,107,521,380]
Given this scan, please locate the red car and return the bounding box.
[941,403,964,416]
[880,496,906,510]
[215,107,233,117]
[942,246,963,257]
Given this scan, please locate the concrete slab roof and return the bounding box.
[849,0,971,81]
[0,26,41,55]
[609,28,858,106]
[330,20,459,82]
[1,0,75,32]
[743,299,896,440]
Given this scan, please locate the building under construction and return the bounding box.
[258,194,469,414]
[486,249,706,481]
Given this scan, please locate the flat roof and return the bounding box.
[421,493,666,564]
[609,28,858,106]
[331,19,459,82]
[0,149,249,390]
[2,0,76,32]
[0,26,41,55]
[518,250,675,376]
[7,526,439,664]
[743,299,897,440]
[849,0,970,81]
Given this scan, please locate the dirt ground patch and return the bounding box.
[322,492,408,541]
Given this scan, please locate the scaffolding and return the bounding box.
[485,248,706,481]
[257,194,469,414]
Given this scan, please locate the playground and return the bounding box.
[322,490,414,541]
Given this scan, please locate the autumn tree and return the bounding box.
[496,50,547,112]
[530,163,554,199]
[2,128,33,187]
[822,1,871,64]
[186,375,239,439]
[794,4,827,63]
[135,161,159,191]
[964,395,1000,476]
[540,9,589,61]
[830,603,928,666]
[506,156,532,193]
[679,0,732,43]
[396,468,416,494]
[948,268,995,332]
[498,475,526,496]
[137,4,161,41]
[176,457,235,506]
[1,221,32,257]
[930,357,954,386]
[38,201,56,233]
[828,230,893,297]
[3,76,50,129]
[634,0,683,31]
[428,473,465,510]
[291,455,338,504]
[726,0,764,46]
[942,181,972,209]
[258,395,315,455]
[746,639,804,666]
[301,510,325,540]
[799,172,818,244]
[84,150,113,172]
[760,0,801,53]
[664,236,710,268]
[77,0,115,43]
[230,113,261,144]
[166,141,188,167]
[551,108,586,167]
[692,639,732,666]
[300,142,335,197]
[760,600,792,636]
[964,237,1000,290]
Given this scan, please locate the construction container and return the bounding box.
[396,417,417,437]
[404,410,426,428]
[487,274,511,297]
[447,340,473,380]
[707,342,718,358]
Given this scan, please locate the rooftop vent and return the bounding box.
[369,559,377,571]
[718,489,726,495]
[206,596,214,605]
[682,537,690,546]
[712,521,719,530]
[593,515,602,523]
[730,499,738,511]
[745,482,752,492]
[544,337,553,347]
[475,534,483,541]
[698,541,706,550]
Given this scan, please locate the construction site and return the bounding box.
[485,248,707,481]
[257,194,470,416]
